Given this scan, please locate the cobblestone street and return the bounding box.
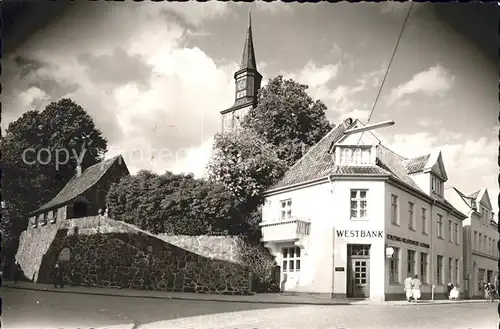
[141,302,498,329]
[2,286,497,329]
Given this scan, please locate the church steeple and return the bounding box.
[220,9,263,134]
[240,11,257,71]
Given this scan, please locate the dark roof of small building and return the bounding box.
[33,155,126,214]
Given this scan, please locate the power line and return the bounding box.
[331,2,414,188]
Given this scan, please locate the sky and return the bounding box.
[2,2,498,213]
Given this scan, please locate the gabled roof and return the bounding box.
[469,190,480,200]
[404,151,447,181]
[404,154,431,174]
[453,187,477,209]
[471,188,493,210]
[33,155,127,214]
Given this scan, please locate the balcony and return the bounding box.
[260,218,311,243]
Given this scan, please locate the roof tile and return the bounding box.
[35,155,125,213]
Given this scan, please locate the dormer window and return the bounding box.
[431,175,444,196]
[337,146,372,166]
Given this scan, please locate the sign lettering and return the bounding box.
[335,267,345,272]
[336,230,384,238]
[386,234,430,249]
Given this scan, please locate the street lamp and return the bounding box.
[344,120,395,136]
[385,246,395,259]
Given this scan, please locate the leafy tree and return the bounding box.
[207,129,287,203]
[107,171,245,235]
[206,129,287,242]
[1,98,107,261]
[242,75,332,167]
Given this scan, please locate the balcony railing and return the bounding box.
[260,218,311,243]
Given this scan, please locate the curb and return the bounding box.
[2,284,492,307]
[2,284,349,306]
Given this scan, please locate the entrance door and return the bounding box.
[347,244,370,298]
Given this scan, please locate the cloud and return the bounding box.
[283,61,341,118]
[378,130,498,214]
[254,1,294,14]
[76,48,153,89]
[3,2,235,178]
[386,65,455,105]
[416,118,442,128]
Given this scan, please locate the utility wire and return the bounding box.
[331,2,414,182]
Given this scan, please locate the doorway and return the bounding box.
[347,244,370,298]
[73,202,88,218]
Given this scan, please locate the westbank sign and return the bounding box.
[336,230,384,238]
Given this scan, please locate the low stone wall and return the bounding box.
[38,219,252,294]
[16,221,61,282]
[159,235,276,279]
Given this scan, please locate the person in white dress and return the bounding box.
[411,274,422,302]
[449,285,460,300]
[404,275,413,302]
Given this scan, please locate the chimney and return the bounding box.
[76,165,82,177]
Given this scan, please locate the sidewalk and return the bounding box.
[2,281,491,306]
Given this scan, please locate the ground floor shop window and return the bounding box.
[419,252,428,283]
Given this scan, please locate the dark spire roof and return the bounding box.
[240,10,257,71]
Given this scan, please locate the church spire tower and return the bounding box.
[220,10,263,134]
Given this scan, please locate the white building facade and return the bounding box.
[260,119,466,301]
[445,187,498,298]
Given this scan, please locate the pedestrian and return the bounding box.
[404,274,413,302]
[450,285,460,300]
[447,282,454,299]
[53,262,65,288]
[411,274,422,303]
[12,261,19,283]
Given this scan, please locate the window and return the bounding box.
[474,231,478,250]
[488,238,492,255]
[389,247,400,283]
[479,233,482,252]
[282,247,301,273]
[280,199,292,220]
[437,255,444,284]
[454,259,459,285]
[350,190,367,219]
[420,252,428,283]
[339,147,371,165]
[391,194,399,225]
[407,250,416,277]
[421,207,427,234]
[454,223,459,245]
[431,175,443,196]
[408,202,415,230]
[483,235,487,253]
[437,214,443,239]
[448,257,453,284]
[448,220,453,243]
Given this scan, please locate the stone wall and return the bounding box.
[36,217,252,294]
[16,221,61,282]
[158,234,276,279]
